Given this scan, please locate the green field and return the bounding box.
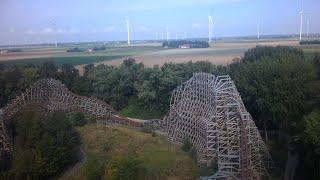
[0,55,124,66]
[0,46,164,66]
[66,124,200,179]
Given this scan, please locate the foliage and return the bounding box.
[233,46,319,134]
[6,48,23,52]
[84,60,218,118]
[241,45,304,64]
[85,154,105,180]
[300,110,320,153]
[66,47,85,52]
[300,40,320,45]
[231,46,320,179]
[162,40,209,48]
[39,61,57,78]
[59,63,79,87]
[313,53,320,78]
[107,155,143,180]
[67,112,87,127]
[92,46,106,51]
[5,107,79,179]
[182,137,192,152]
[141,126,152,133]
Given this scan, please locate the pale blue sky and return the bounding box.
[0,0,319,45]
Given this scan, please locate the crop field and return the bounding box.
[0,45,163,66]
[1,38,320,69]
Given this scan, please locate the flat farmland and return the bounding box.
[2,39,319,70]
[0,46,163,66]
[92,39,301,67]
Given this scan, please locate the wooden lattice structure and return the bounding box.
[0,78,141,170]
[164,73,274,179]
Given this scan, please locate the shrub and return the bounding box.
[66,47,85,52]
[68,112,87,126]
[141,126,152,133]
[101,142,112,152]
[85,155,104,180]
[107,155,144,180]
[182,137,192,152]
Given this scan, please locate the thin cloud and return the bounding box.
[103,26,116,32]
[192,23,201,28]
[40,27,54,34]
[102,0,250,12]
[139,26,149,32]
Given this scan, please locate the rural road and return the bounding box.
[58,148,87,180]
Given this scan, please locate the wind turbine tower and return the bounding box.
[126,19,131,46]
[208,16,214,43]
[307,18,310,37]
[298,8,311,41]
[299,10,304,41]
[166,27,169,42]
[257,19,260,40]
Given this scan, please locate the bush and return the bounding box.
[182,137,192,152]
[101,142,112,152]
[151,131,156,137]
[141,126,152,133]
[300,40,320,45]
[107,155,144,180]
[68,112,87,126]
[92,46,106,51]
[66,47,85,52]
[85,155,105,180]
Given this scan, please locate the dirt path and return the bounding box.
[58,148,87,180]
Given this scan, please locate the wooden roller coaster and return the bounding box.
[164,73,274,180]
[1,74,275,179]
[0,79,141,171]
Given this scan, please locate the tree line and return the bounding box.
[162,40,209,48]
[300,40,320,45]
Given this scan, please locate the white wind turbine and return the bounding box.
[166,27,169,42]
[126,19,131,46]
[298,7,311,41]
[257,18,260,40]
[208,15,214,43]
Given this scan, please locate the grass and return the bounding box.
[0,46,164,66]
[66,124,200,180]
[1,55,125,66]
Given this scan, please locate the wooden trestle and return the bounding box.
[164,73,274,180]
[0,79,141,171]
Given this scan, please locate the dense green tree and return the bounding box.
[301,110,320,152]
[84,63,94,77]
[313,53,320,78]
[6,107,79,179]
[59,63,79,87]
[39,61,57,78]
[18,67,40,90]
[233,47,319,137]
